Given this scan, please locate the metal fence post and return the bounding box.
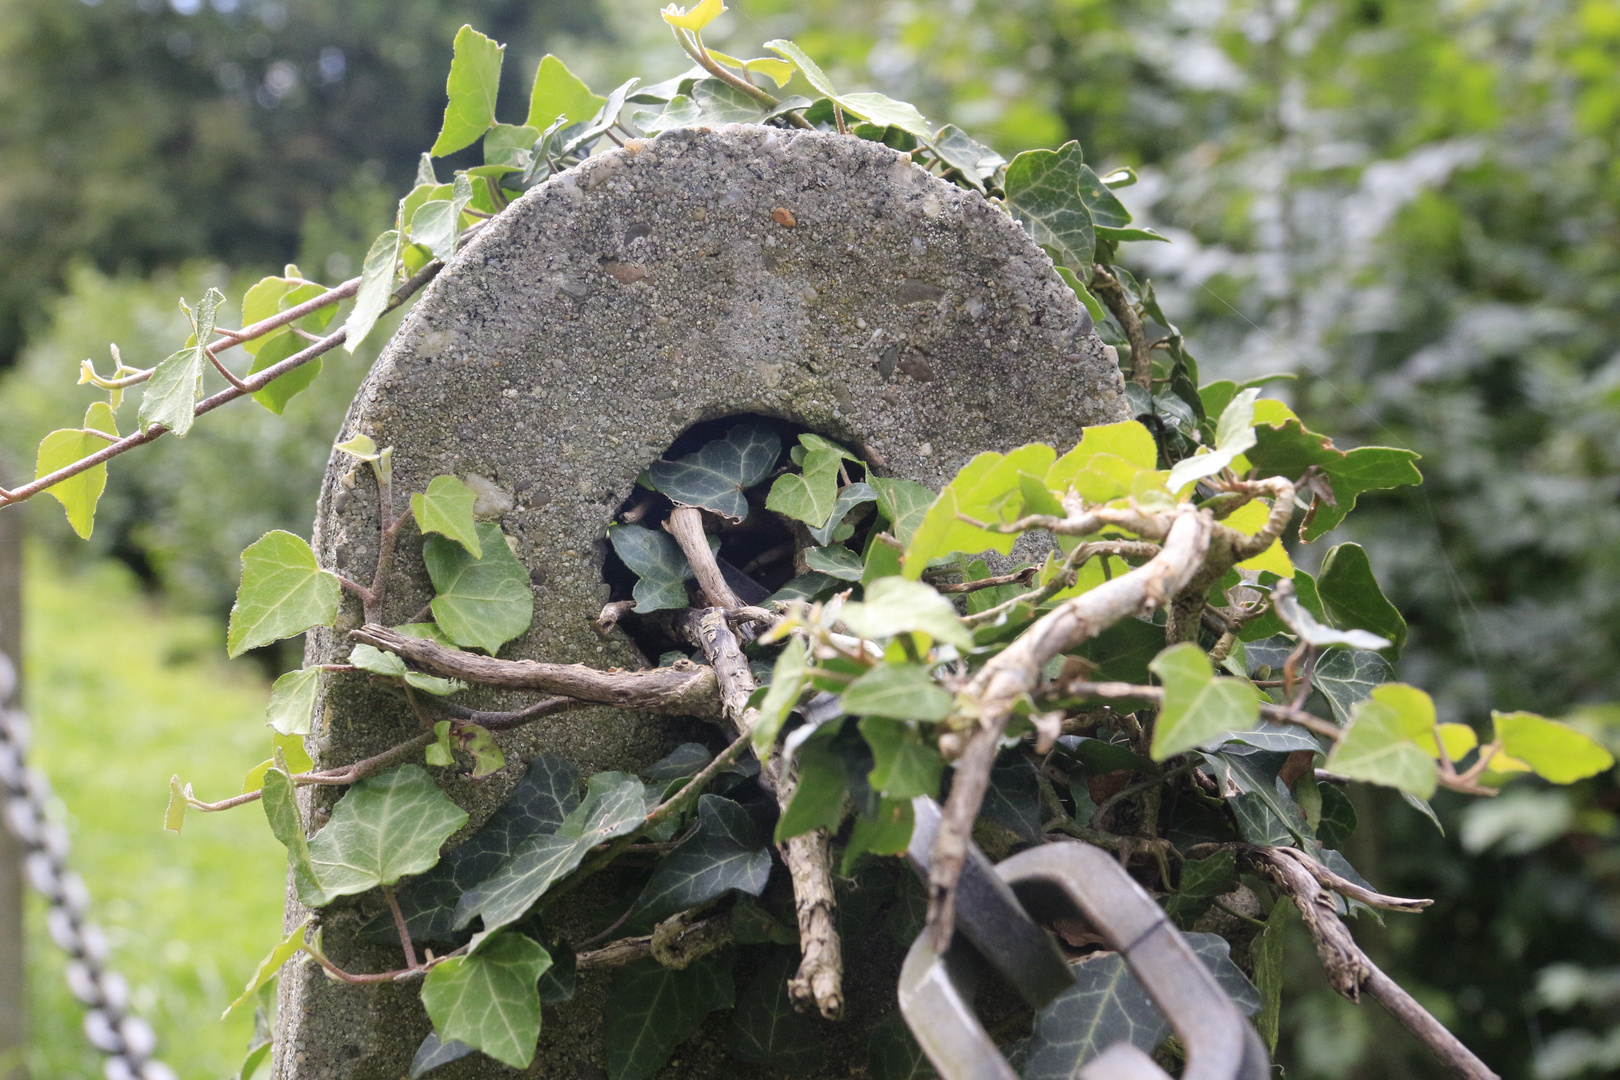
[0,459,27,1079]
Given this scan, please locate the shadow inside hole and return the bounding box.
[601,413,875,664]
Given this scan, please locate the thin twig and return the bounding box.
[1245,846,1498,1080]
[0,263,440,511]
[926,510,1213,950]
[1089,263,1153,388]
[383,885,420,970]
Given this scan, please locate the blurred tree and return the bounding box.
[0,0,607,368]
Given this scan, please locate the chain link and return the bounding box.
[0,650,176,1080]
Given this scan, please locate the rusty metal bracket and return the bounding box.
[899,838,1269,1080]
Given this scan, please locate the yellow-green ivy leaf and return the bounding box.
[223,916,311,1018]
[526,54,604,129]
[412,475,483,557]
[903,444,1057,576]
[1325,684,1439,798]
[1492,711,1615,784]
[266,666,321,736]
[1149,643,1261,760]
[226,530,341,658]
[344,229,402,354]
[137,289,224,438]
[431,25,505,157]
[663,0,726,33]
[35,402,119,539]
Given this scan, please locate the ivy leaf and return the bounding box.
[137,288,224,438]
[631,795,771,924]
[247,328,321,415]
[239,274,292,355]
[409,1032,474,1079]
[483,123,539,170]
[842,796,915,873]
[608,523,702,613]
[526,54,604,129]
[1326,684,1440,798]
[1003,142,1096,272]
[560,77,641,157]
[1252,901,1290,1052]
[351,643,464,696]
[382,756,580,945]
[304,765,469,902]
[1273,582,1390,652]
[643,743,712,784]
[1185,932,1262,1015]
[426,720,455,768]
[343,228,402,354]
[1023,952,1166,1079]
[843,664,952,722]
[871,477,935,548]
[859,717,943,799]
[648,422,781,521]
[840,578,973,650]
[1075,164,1132,228]
[1314,647,1395,723]
[412,475,482,557]
[223,916,310,1018]
[867,1013,935,1080]
[425,523,534,655]
[1149,643,1261,760]
[682,79,769,126]
[903,444,1057,576]
[261,767,325,905]
[810,482,877,547]
[1164,850,1237,929]
[1216,723,1320,754]
[227,530,341,658]
[455,772,646,936]
[754,636,809,752]
[982,754,1043,840]
[431,25,505,156]
[1316,543,1407,659]
[1166,388,1260,492]
[774,739,848,842]
[924,124,1004,192]
[1047,420,1159,496]
[1205,748,1314,847]
[766,448,843,528]
[421,930,551,1069]
[35,402,119,538]
[409,177,474,263]
[661,0,725,32]
[604,950,735,1080]
[266,666,321,736]
[464,725,505,779]
[241,733,313,795]
[1318,784,1357,849]
[1492,711,1614,784]
[803,544,864,580]
[837,92,932,139]
[1308,448,1424,541]
[723,949,825,1071]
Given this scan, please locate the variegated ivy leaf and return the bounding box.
[648,422,781,521]
[629,795,771,923]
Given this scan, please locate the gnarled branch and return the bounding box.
[348,625,720,716]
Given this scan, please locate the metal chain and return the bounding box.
[0,650,176,1080]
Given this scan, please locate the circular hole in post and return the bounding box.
[600,413,879,664]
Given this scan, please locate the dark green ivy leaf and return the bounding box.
[866,1012,937,1080]
[374,755,579,945]
[630,795,771,924]
[643,743,712,784]
[1317,782,1357,849]
[1316,543,1408,660]
[608,523,705,613]
[409,1031,473,1079]
[604,949,735,1080]
[1164,850,1238,929]
[775,739,849,842]
[723,949,825,1072]
[648,421,781,522]
[980,754,1043,841]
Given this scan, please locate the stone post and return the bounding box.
[276,124,1127,1079]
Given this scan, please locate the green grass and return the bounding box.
[20,547,287,1080]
